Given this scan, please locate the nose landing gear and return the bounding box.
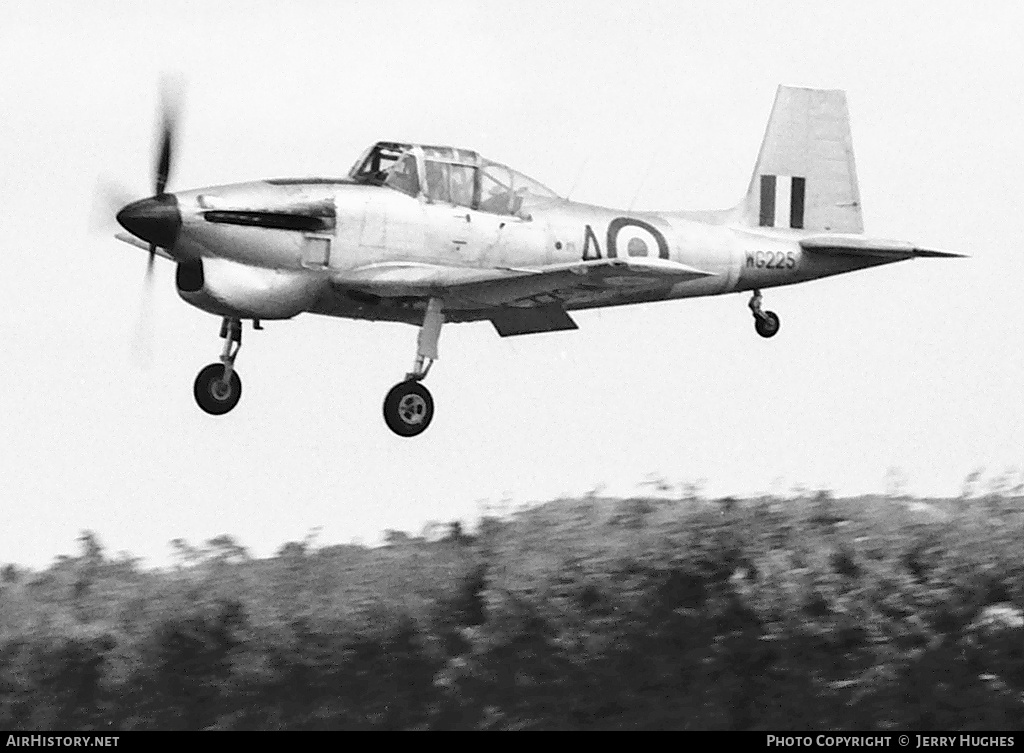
[748,289,780,338]
[194,317,243,415]
[383,298,442,437]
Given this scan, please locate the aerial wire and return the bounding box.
[627,151,660,212]
[564,155,590,202]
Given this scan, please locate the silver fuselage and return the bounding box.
[168,179,891,325]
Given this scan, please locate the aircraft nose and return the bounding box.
[116,194,181,250]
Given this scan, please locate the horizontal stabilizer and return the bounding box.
[801,235,965,259]
[491,305,578,337]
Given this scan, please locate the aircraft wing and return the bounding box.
[800,235,965,258]
[333,256,715,302]
[115,232,176,261]
[332,256,716,336]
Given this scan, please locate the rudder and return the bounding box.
[741,86,863,234]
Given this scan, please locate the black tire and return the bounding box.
[383,380,434,437]
[755,311,780,338]
[194,363,242,415]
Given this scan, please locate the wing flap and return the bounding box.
[490,304,578,337]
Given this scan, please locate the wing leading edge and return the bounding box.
[332,256,716,297]
[331,256,717,337]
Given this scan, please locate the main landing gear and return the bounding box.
[384,298,442,437]
[194,317,248,415]
[748,289,780,338]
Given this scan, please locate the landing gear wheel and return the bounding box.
[383,380,434,437]
[194,363,242,415]
[755,311,780,338]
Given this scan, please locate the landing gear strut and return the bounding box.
[383,298,442,437]
[194,317,243,415]
[749,289,780,338]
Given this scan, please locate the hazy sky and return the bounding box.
[1,1,1022,568]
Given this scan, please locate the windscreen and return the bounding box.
[383,153,420,197]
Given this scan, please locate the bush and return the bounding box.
[4,494,1024,729]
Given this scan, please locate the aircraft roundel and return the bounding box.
[607,217,669,260]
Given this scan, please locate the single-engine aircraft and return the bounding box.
[113,85,962,436]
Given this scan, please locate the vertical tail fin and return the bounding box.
[740,86,863,233]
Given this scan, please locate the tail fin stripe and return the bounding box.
[774,176,792,229]
[790,177,806,229]
[759,175,776,227]
[760,174,806,229]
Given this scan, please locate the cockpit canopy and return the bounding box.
[348,141,560,216]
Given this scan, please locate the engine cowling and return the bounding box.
[176,257,327,319]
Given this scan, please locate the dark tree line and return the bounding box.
[1,493,1023,729]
